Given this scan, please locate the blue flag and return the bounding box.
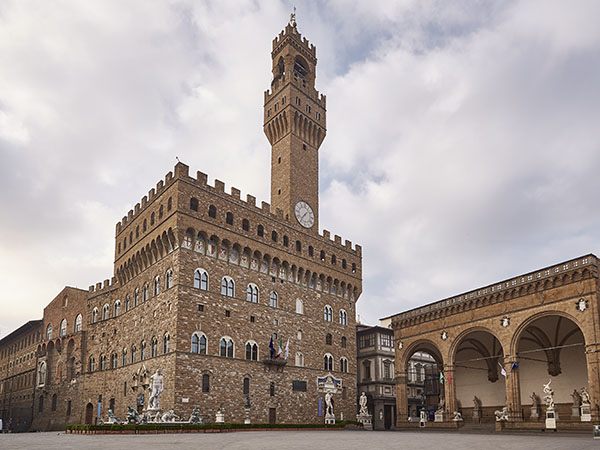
[269,336,274,359]
[511,362,519,371]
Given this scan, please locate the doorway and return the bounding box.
[269,408,276,424]
[85,403,94,425]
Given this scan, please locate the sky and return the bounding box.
[1,0,600,337]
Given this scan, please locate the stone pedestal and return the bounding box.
[356,414,373,430]
[545,409,556,430]
[244,407,251,425]
[419,410,427,428]
[473,409,481,420]
[434,412,445,423]
[581,404,591,422]
[572,406,580,417]
[215,410,225,424]
[530,407,539,419]
[325,414,335,425]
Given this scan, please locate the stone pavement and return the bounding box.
[0,430,598,450]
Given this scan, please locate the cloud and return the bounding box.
[1,0,599,335]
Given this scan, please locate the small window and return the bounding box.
[74,314,82,332]
[352,263,357,273]
[163,334,170,353]
[51,393,57,411]
[324,305,333,322]
[220,337,234,358]
[202,374,210,392]
[323,354,333,371]
[325,333,332,345]
[339,309,347,325]
[198,304,204,312]
[194,269,208,290]
[59,319,67,337]
[243,377,250,394]
[295,240,301,252]
[295,299,304,314]
[208,205,217,218]
[340,357,348,373]
[245,342,258,361]
[320,250,325,261]
[296,97,301,105]
[150,212,155,226]
[190,198,199,211]
[242,219,249,231]
[270,291,278,308]
[277,156,281,164]
[341,336,347,348]
[308,246,314,257]
[342,259,347,269]
[302,143,306,151]
[153,276,161,296]
[143,219,147,232]
[246,284,259,303]
[250,315,255,323]
[135,226,139,238]
[305,104,311,113]
[257,225,264,237]
[159,205,164,219]
[167,197,172,211]
[165,269,173,289]
[221,277,234,297]
[113,301,121,317]
[226,212,233,225]
[283,235,289,247]
[331,255,337,265]
[282,96,286,104]
[225,310,231,318]
[316,112,321,120]
[270,382,275,397]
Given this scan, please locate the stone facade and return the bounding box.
[388,254,600,430]
[0,19,362,431]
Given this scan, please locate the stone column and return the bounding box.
[395,373,408,424]
[504,356,522,421]
[585,343,600,421]
[443,365,457,415]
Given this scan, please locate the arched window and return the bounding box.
[342,259,347,269]
[125,297,130,312]
[339,309,347,325]
[341,336,347,348]
[243,377,250,395]
[220,337,234,358]
[51,393,57,411]
[283,235,289,247]
[242,218,249,231]
[165,269,173,289]
[221,277,234,297]
[136,225,140,238]
[226,212,233,225]
[143,284,149,301]
[88,357,95,373]
[102,304,110,320]
[271,230,278,242]
[340,357,348,373]
[193,269,208,290]
[295,352,304,367]
[324,353,333,371]
[167,197,172,211]
[245,341,258,361]
[141,341,147,360]
[296,299,304,314]
[163,333,170,353]
[208,204,217,218]
[257,225,264,237]
[151,337,158,358]
[134,288,139,307]
[269,291,278,308]
[190,197,199,211]
[296,240,301,252]
[331,255,337,265]
[153,276,161,296]
[92,308,98,324]
[143,219,147,232]
[111,353,118,369]
[59,319,67,337]
[202,374,210,392]
[100,354,107,370]
[323,305,333,322]
[308,246,314,257]
[159,204,164,219]
[130,346,136,364]
[122,348,127,366]
[38,361,47,385]
[191,332,207,354]
[352,263,357,273]
[297,330,303,340]
[46,323,53,340]
[246,284,259,303]
[151,212,155,225]
[320,250,325,261]
[325,333,332,345]
[114,300,121,317]
[74,314,83,332]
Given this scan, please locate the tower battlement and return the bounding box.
[272,24,316,60]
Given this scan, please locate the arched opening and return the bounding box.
[85,402,94,425]
[453,329,504,422]
[403,343,443,421]
[516,314,587,420]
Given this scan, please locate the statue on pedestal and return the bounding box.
[494,406,508,421]
[580,387,590,405]
[359,392,368,416]
[529,392,540,419]
[542,379,554,410]
[325,392,334,417]
[148,368,164,411]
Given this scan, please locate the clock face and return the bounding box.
[294,201,315,228]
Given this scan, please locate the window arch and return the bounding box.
[38,361,47,385]
[257,225,264,237]
[221,276,234,297]
[283,235,289,247]
[125,297,131,312]
[59,319,67,337]
[130,346,137,364]
[191,332,207,354]
[246,283,259,303]
[271,230,278,242]
[165,269,173,289]
[220,337,234,358]
[295,298,304,314]
[92,308,98,324]
[324,353,333,371]
[150,337,158,358]
[308,246,314,257]
[190,197,199,211]
[339,309,347,325]
[74,314,82,332]
[245,340,258,361]
[134,288,139,307]
[163,333,170,353]
[202,374,210,392]
[111,353,118,369]
[102,304,110,320]
[296,240,301,252]
[122,348,127,366]
[150,212,155,225]
[153,276,161,296]
[194,268,208,290]
[325,333,332,345]
[242,219,249,231]
[297,329,303,340]
[208,204,217,218]
[141,341,147,360]
[324,305,333,322]
[143,284,149,302]
[295,352,304,367]
[114,300,121,317]
[88,357,95,373]
[340,357,348,373]
[341,336,347,348]
[167,197,172,211]
[226,212,233,225]
[46,323,53,340]
[270,291,278,308]
[100,354,107,370]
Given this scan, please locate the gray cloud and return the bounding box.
[1,0,599,336]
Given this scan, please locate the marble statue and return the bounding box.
[127,406,142,424]
[188,406,203,424]
[160,409,180,423]
[359,392,368,416]
[571,389,582,407]
[106,409,122,424]
[436,397,446,413]
[473,396,481,409]
[325,392,334,416]
[529,392,539,406]
[543,379,554,409]
[452,411,463,421]
[148,368,164,410]
[581,387,591,405]
[494,406,509,421]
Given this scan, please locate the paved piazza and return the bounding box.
[1,430,598,450]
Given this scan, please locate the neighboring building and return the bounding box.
[1,18,362,431]
[406,351,440,420]
[356,324,395,429]
[387,254,600,430]
[0,320,41,432]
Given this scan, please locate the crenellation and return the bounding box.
[95,282,101,291]
[261,201,270,212]
[156,179,164,192]
[196,171,208,185]
[231,187,240,199]
[148,187,156,201]
[322,230,330,240]
[165,171,173,184]
[344,239,352,249]
[214,179,225,192]
[334,234,342,245]
[174,162,189,178]
[128,210,133,220]
[246,194,256,207]
[142,195,148,207]
[134,203,140,214]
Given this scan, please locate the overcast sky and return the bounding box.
[1,0,600,337]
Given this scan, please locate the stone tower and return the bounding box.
[264,17,326,233]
